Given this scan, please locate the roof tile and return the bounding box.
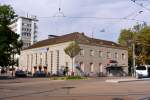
[23,32,127,50]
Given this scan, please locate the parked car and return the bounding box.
[33,71,47,77]
[135,65,150,78]
[15,70,27,77]
[26,71,33,77]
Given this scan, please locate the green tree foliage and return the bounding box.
[0,5,22,71]
[118,29,135,74]
[64,41,81,75]
[0,5,16,25]
[136,26,150,64]
[118,23,150,74]
[64,41,81,58]
[118,29,134,47]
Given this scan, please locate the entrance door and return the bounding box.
[34,67,37,73]
[44,67,47,73]
[99,63,103,76]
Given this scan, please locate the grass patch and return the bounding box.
[50,76,87,80]
[66,76,87,80]
[50,77,66,80]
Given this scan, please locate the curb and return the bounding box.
[105,78,150,83]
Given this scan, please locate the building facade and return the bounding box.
[19,32,128,76]
[10,16,38,49]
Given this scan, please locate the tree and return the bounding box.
[136,26,150,64]
[118,29,135,47]
[0,5,22,76]
[118,23,150,75]
[64,41,81,76]
[118,29,135,74]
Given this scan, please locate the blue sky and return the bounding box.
[1,0,150,42]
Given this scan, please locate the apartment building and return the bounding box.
[19,32,128,76]
[10,16,38,49]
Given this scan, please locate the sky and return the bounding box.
[1,0,150,42]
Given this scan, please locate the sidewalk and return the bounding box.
[106,77,150,83]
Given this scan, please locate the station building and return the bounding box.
[19,32,128,76]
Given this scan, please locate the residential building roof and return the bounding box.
[23,32,127,50]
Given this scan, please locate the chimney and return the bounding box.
[48,35,59,39]
[81,32,84,36]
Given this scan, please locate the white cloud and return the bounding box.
[1,0,150,42]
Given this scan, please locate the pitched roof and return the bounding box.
[23,32,127,50]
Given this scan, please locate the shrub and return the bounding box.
[66,76,86,80]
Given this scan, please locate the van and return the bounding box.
[135,65,150,78]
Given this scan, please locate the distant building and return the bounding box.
[9,16,38,49]
[19,32,128,76]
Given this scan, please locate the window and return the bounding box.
[99,63,103,73]
[28,33,31,36]
[99,51,102,57]
[136,66,146,70]
[22,32,24,36]
[80,62,84,71]
[27,24,31,27]
[107,52,111,58]
[114,52,118,59]
[66,62,68,67]
[90,50,94,56]
[80,49,84,56]
[122,53,125,60]
[90,63,94,72]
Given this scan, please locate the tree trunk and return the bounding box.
[71,58,74,76]
[12,52,14,77]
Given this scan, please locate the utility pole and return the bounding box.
[132,42,136,77]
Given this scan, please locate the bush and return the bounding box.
[66,76,86,80]
[50,77,66,80]
[50,76,87,80]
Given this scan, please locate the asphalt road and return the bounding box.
[0,78,150,100]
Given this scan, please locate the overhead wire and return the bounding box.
[131,0,150,11]
[38,15,150,23]
[98,10,144,33]
[8,0,150,34]
[37,0,150,24]
[6,0,150,24]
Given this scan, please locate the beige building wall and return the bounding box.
[19,41,128,76]
[19,41,73,74]
[75,44,128,75]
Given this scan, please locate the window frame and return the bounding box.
[90,50,94,56]
[99,50,102,57]
[80,49,84,56]
[107,52,111,59]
